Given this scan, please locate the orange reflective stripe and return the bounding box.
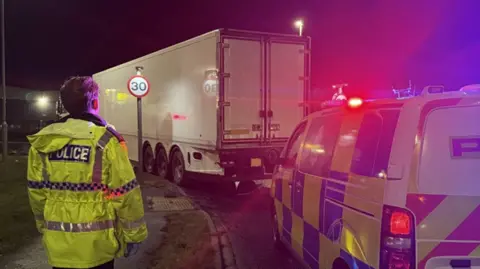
[120,141,128,152]
[104,178,139,200]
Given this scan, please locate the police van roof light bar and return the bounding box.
[392,80,415,98]
[320,97,364,109]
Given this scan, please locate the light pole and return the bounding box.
[1,0,7,162]
[294,19,304,37]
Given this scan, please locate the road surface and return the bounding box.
[184,180,303,269]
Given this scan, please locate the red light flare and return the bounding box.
[347,97,363,108]
[172,114,187,120]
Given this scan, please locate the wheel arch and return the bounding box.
[154,142,167,159]
[332,257,350,269]
[168,144,181,166]
[142,140,153,153]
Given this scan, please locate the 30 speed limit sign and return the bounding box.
[127,75,150,98]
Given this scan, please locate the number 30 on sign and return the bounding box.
[127,75,150,98]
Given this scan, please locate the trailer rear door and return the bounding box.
[221,37,265,143]
[267,40,309,142]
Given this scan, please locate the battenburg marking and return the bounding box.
[49,145,92,163]
[451,137,480,158]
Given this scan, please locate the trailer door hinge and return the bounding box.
[252,124,262,131]
[260,110,273,117]
[219,72,231,78]
[299,49,311,54]
[220,43,230,49]
[270,123,280,131]
[220,102,231,107]
[299,76,309,81]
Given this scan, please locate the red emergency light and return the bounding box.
[320,97,364,110]
[347,97,363,108]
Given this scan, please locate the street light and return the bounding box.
[294,19,304,36]
[37,96,50,109]
[36,95,50,129]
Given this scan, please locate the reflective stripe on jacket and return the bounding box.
[27,115,148,268]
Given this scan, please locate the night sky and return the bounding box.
[3,0,480,94]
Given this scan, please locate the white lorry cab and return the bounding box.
[93,29,311,186]
[270,85,480,269]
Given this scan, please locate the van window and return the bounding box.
[282,122,307,167]
[418,105,480,195]
[374,110,401,174]
[350,110,400,177]
[299,114,342,177]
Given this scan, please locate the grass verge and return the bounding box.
[0,157,38,255]
[144,211,216,269]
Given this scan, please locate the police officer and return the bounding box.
[27,76,148,269]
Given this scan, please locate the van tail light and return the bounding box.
[390,212,411,235]
[380,205,416,269]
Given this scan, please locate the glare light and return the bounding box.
[347,97,363,108]
[294,19,304,36]
[295,20,303,28]
[37,96,50,109]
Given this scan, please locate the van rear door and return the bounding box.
[266,38,310,142]
[406,100,480,269]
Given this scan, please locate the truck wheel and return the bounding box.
[143,145,155,174]
[171,150,187,185]
[155,148,168,179]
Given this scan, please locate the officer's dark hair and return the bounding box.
[60,76,99,116]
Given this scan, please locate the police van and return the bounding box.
[270,85,480,269]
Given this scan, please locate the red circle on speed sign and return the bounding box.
[127,75,150,98]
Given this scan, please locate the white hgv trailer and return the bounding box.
[93,29,311,186]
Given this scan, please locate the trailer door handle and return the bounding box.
[267,110,273,117]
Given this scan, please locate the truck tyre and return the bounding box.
[155,147,168,179]
[143,145,155,174]
[171,150,187,186]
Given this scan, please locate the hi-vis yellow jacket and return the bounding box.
[27,114,148,268]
